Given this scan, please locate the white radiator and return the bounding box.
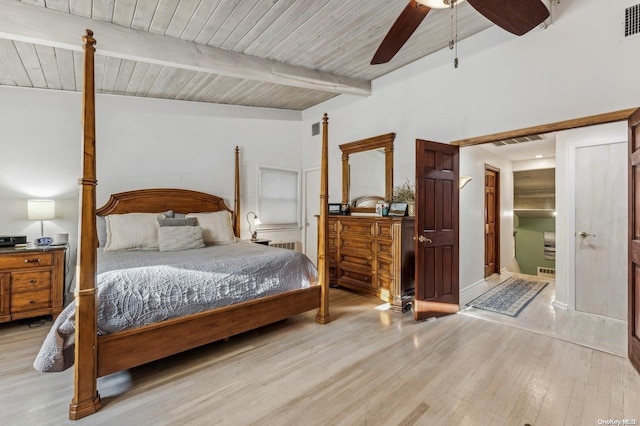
[269,241,297,251]
[537,267,556,278]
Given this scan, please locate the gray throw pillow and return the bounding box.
[158,217,198,227]
[158,226,205,252]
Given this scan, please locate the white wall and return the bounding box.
[0,86,304,297]
[301,0,640,290]
[459,146,515,288]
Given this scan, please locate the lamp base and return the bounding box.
[250,232,258,241]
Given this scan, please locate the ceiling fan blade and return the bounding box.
[467,0,550,36]
[371,0,431,65]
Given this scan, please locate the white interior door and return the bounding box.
[304,168,320,267]
[575,142,627,320]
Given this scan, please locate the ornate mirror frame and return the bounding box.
[339,132,395,214]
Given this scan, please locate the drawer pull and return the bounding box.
[29,300,36,304]
[29,279,37,284]
[24,258,41,263]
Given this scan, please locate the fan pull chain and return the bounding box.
[449,0,459,68]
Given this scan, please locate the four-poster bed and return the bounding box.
[63,30,331,420]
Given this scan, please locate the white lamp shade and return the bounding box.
[417,0,465,9]
[27,199,55,220]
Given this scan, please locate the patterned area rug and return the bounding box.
[466,277,549,317]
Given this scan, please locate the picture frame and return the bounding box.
[328,203,342,215]
[388,202,408,216]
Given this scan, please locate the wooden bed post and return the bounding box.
[234,146,241,237]
[69,29,101,420]
[316,113,330,324]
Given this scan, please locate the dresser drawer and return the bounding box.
[340,253,372,267]
[340,221,374,237]
[12,271,52,292]
[0,252,54,270]
[378,274,392,290]
[339,270,373,289]
[340,237,373,254]
[378,257,394,278]
[376,222,395,240]
[376,240,394,259]
[11,288,51,313]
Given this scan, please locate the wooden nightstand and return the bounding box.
[0,246,66,323]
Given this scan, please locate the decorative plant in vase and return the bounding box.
[392,179,416,216]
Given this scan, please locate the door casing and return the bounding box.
[484,165,500,278]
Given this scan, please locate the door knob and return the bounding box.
[413,235,432,243]
[577,231,596,238]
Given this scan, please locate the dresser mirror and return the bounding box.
[340,133,395,213]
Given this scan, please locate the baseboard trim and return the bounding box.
[552,299,568,310]
[459,278,487,307]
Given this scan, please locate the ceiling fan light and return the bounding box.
[416,0,465,9]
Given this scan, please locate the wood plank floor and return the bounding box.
[460,272,627,357]
[1,288,639,425]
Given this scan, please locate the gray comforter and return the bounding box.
[34,242,317,372]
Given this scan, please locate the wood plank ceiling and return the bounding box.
[0,0,495,110]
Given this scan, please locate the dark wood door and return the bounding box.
[628,107,640,374]
[414,140,459,320]
[484,166,500,277]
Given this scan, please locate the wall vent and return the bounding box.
[626,4,640,37]
[492,134,547,146]
[537,267,556,278]
[311,122,320,136]
[270,241,297,251]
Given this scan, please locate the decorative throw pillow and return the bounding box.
[158,226,205,252]
[157,217,198,227]
[98,210,174,248]
[97,215,107,247]
[104,213,166,251]
[185,211,236,245]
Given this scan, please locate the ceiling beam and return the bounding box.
[0,0,371,97]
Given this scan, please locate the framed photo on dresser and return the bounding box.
[328,203,342,215]
[388,202,408,216]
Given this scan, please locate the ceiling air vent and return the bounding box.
[492,134,547,147]
[626,3,640,37]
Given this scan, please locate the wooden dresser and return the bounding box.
[0,246,65,323]
[328,215,414,312]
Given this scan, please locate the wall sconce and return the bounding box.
[27,199,55,238]
[459,176,472,189]
[247,211,260,241]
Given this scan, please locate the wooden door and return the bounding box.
[414,140,459,320]
[484,166,500,277]
[575,142,627,320]
[628,107,640,374]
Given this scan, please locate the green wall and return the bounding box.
[515,217,556,276]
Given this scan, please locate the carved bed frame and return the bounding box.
[69,30,331,419]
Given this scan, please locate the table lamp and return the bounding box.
[28,199,55,245]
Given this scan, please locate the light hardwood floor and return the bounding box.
[1,288,639,425]
[460,272,628,357]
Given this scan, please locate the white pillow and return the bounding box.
[158,226,205,252]
[104,213,165,251]
[186,211,236,245]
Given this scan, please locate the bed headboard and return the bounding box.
[96,188,237,235]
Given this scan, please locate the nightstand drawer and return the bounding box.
[11,289,51,313]
[12,271,52,292]
[0,252,54,270]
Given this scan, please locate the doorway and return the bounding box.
[484,165,500,277]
